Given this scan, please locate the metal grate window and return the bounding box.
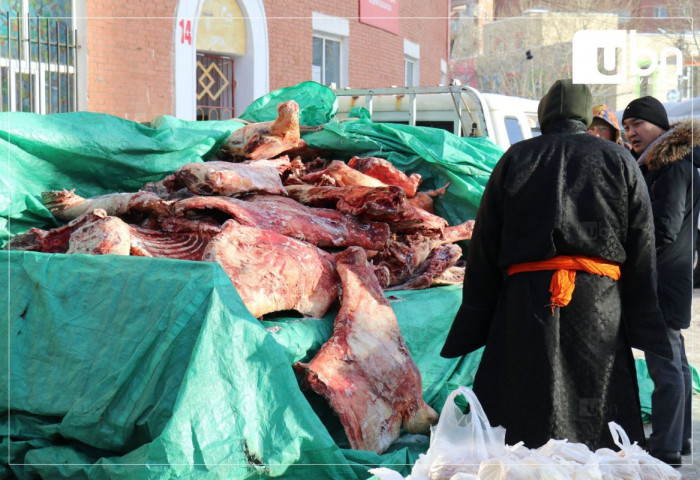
[196,53,235,121]
[1,4,77,113]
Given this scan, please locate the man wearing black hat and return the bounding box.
[441,80,672,451]
[622,96,700,467]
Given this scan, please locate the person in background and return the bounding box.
[587,104,620,142]
[621,95,700,467]
[440,79,672,452]
[587,104,632,150]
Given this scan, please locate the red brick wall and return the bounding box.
[264,0,449,90]
[85,1,177,122]
[83,1,448,119]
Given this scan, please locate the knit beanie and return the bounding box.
[622,96,670,131]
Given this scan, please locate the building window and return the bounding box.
[653,6,667,18]
[312,36,341,87]
[405,58,416,87]
[312,12,348,89]
[404,39,420,87]
[0,0,78,113]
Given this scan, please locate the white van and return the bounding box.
[333,85,540,151]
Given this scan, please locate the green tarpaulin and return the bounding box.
[1,251,481,479]
[0,81,498,479]
[1,81,695,479]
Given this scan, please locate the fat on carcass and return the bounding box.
[218,100,306,161]
[167,161,287,197]
[294,247,438,454]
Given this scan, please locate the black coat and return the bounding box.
[441,119,672,449]
[639,119,700,330]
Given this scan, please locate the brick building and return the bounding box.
[0,0,449,122]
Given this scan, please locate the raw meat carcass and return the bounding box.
[408,182,450,213]
[377,199,448,234]
[5,209,110,253]
[67,216,133,255]
[171,195,391,250]
[65,214,214,260]
[167,161,287,197]
[41,190,170,221]
[371,221,473,286]
[202,221,339,318]
[285,184,406,217]
[442,220,475,243]
[385,244,463,291]
[431,262,466,286]
[347,156,422,197]
[218,100,306,161]
[294,247,438,454]
[302,160,388,188]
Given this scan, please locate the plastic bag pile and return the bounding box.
[368,386,681,480]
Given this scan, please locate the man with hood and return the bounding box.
[622,96,700,466]
[441,79,672,450]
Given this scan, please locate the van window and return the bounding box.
[504,116,524,144]
[526,113,541,137]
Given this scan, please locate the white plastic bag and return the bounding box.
[533,438,602,479]
[595,422,681,480]
[368,467,407,480]
[410,386,506,480]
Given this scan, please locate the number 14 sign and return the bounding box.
[179,19,192,45]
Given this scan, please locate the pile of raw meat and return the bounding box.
[7,99,480,453]
[8,99,473,319]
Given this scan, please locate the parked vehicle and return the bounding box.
[333,85,540,151]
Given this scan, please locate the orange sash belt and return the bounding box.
[506,256,621,313]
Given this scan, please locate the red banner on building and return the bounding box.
[359,0,399,35]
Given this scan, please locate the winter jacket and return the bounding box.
[639,119,700,329]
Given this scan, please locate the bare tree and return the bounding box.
[452,0,641,106]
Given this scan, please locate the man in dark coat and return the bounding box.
[622,96,700,466]
[441,79,672,451]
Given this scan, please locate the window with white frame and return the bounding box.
[312,12,348,88]
[653,6,667,18]
[404,58,416,87]
[404,39,419,87]
[0,0,79,113]
[312,35,341,87]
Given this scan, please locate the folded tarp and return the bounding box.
[0,251,481,479]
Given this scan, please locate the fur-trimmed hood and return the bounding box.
[643,118,700,171]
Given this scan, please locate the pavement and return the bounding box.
[641,288,700,478]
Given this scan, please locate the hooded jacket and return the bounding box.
[639,119,700,329]
[439,79,673,449]
[442,80,672,361]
